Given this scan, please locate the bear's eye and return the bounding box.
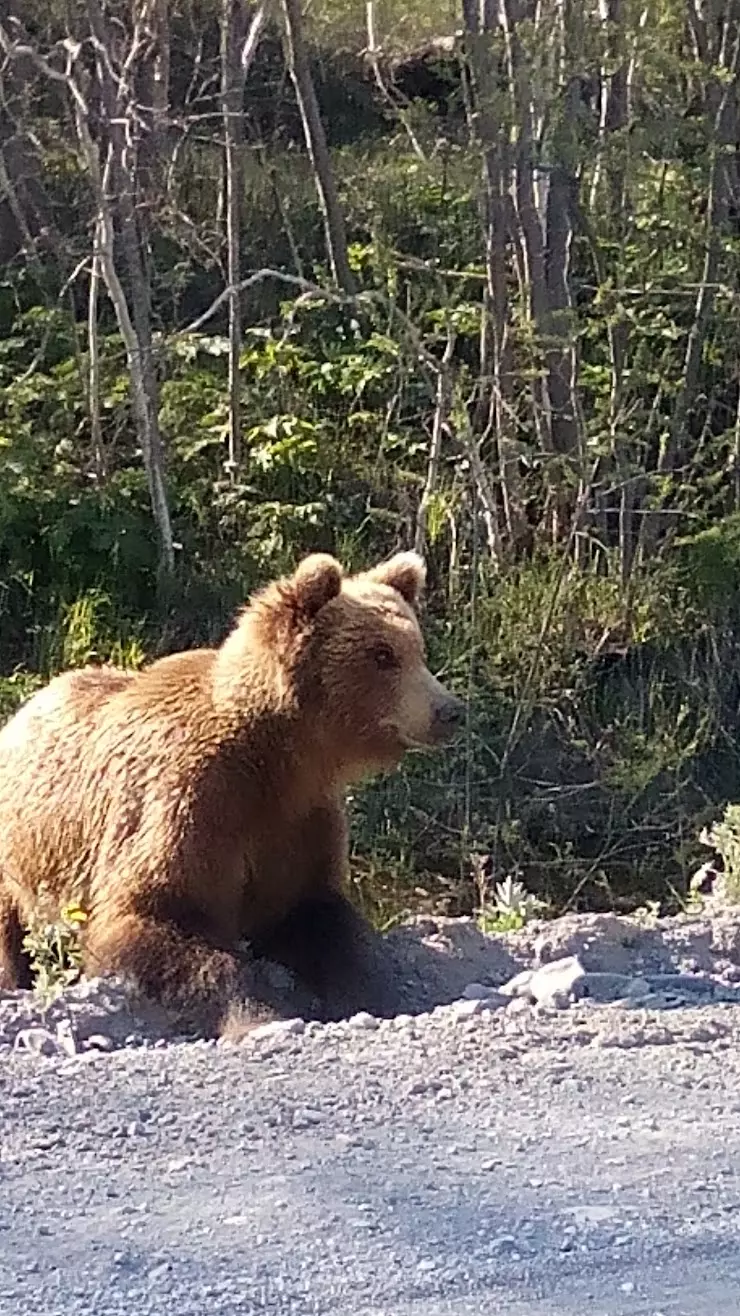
[371,643,398,671]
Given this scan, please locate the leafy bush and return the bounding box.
[703,805,740,904]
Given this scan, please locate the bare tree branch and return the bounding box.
[221,1,267,474]
[0,14,176,576]
[364,1,426,161]
[279,0,356,294]
[415,329,455,557]
[87,246,105,482]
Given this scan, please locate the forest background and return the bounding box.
[2,0,740,928]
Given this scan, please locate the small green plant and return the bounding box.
[701,805,740,903]
[22,890,88,1005]
[669,875,705,915]
[474,860,547,934]
[0,671,44,723]
[630,899,663,928]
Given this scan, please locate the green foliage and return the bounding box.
[675,516,740,618]
[477,873,548,935]
[4,0,740,924]
[704,806,740,904]
[0,309,159,669]
[0,670,44,723]
[22,894,87,1006]
[3,270,740,915]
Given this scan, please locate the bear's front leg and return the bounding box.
[255,891,402,1022]
[250,802,403,1021]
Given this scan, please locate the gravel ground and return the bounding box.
[5,902,740,1314]
[4,988,740,1313]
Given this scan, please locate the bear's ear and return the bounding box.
[286,553,344,621]
[366,551,427,608]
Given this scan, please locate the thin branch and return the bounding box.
[364,1,426,160]
[13,256,91,386]
[279,0,356,294]
[414,328,455,556]
[221,1,266,473]
[87,239,105,481]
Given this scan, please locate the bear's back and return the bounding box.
[0,666,136,910]
[0,648,249,913]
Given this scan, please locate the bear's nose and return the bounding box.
[436,695,466,728]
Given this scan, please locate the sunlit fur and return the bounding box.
[0,551,464,1031]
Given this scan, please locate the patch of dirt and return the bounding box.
[384,900,740,1012]
[5,900,740,1052]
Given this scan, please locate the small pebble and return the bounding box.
[490,1234,518,1253]
[451,998,486,1019]
[147,1262,172,1284]
[249,1018,305,1042]
[292,1109,323,1129]
[166,1157,193,1173]
[84,1034,114,1052]
[14,1028,64,1057]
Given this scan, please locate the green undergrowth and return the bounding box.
[2,125,740,924]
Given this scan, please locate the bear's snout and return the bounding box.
[430,691,466,741]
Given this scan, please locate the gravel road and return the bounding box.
[4,995,740,1316]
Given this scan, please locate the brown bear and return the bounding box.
[0,551,464,1032]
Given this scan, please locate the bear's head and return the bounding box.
[222,551,465,780]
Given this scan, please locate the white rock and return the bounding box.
[55,1019,78,1055]
[249,1018,305,1042]
[84,1034,114,1051]
[501,955,586,1006]
[348,1012,379,1031]
[499,968,535,998]
[450,999,486,1019]
[13,1028,64,1057]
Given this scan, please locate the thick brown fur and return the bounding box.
[0,552,464,1033]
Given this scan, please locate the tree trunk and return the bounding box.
[82,0,175,575]
[221,1,267,474]
[640,0,740,557]
[593,0,636,582]
[461,1,525,557]
[280,0,356,295]
[414,331,455,557]
[501,0,582,542]
[87,246,105,482]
